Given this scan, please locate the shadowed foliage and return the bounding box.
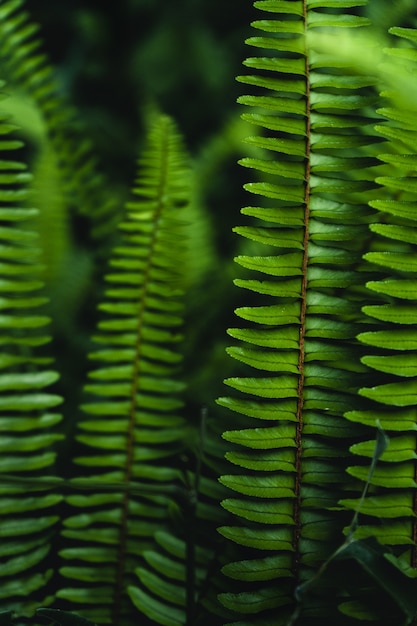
[0,1,416,625]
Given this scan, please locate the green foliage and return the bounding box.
[217,1,417,625]
[56,114,191,625]
[0,1,416,626]
[0,76,63,616]
[217,1,380,622]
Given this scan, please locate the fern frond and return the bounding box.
[0,0,121,248]
[344,26,417,585]
[218,1,381,623]
[128,472,229,626]
[0,83,63,617]
[59,115,191,625]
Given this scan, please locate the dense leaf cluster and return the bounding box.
[0,1,416,626]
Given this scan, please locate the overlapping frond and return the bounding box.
[217,0,380,623]
[128,468,231,626]
[341,26,417,620]
[0,0,120,247]
[58,115,191,625]
[0,84,63,616]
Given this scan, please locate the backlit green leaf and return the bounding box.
[241,205,304,226]
[366,279,417,300]
[251,19,304,35]
[364,252,417,272]
[362,304,417,325]
[239,157,305,180]
[369,200,417,222]
[225,449,295,472]
[226,347,299,372]
[359,380,417,406]
[350,435,417,462]
[222,424,297,449]
[362,354,417,377]
[217,397,296,420]
[233,226,304,249]
[347,463,415,488]
[224,376,298,399]
[345,407,417,431]
[235,254,304,278]
[238,94,306,114]
[370,223,417,245]
[220,473,294,498]
[234,278,301,297]
[235,303,300,324]
[243,57,306,77]
[254,1,304,16]
[244,135,306,157]
[358,329,417,351]
[237,74,306,96]
[308,12,369,28]
[227,326,299,349]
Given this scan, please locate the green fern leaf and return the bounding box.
[59,115,191,625]
[340,26,417,615]
[0,84,63,617]
[218,0,381,623]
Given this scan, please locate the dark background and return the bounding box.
[25,0,255,184]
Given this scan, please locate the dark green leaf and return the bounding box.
[128,586,184,626]
[235,254,303,278]
[220,473,294,497]
[222,424,297,449]
[36,608,97,626]
[217,397,296,420]
[224,376,298,399]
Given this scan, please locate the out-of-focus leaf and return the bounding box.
[37,608,97,626]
